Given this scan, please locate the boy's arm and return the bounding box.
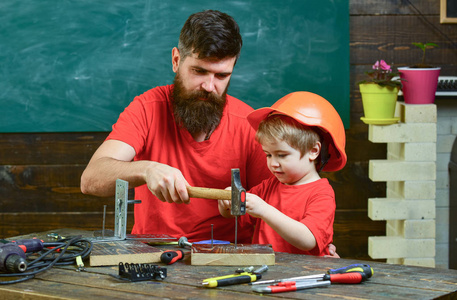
[245,193,317,251]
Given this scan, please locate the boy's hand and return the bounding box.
[324,243,340,258]
[245,193,269,218]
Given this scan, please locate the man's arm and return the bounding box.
[80,140,190,203]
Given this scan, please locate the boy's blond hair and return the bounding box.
[255,114,321,158]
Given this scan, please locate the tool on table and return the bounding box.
[90,179,177,243]
[178,236,193,248]
[118,262,167,282]
[202,265,268,288]
[0,238,45,273]
[187,168,246,248]
[0,236,93,285]
[192,224,231,246]
[160,250,184,265]
[10,238,44,254]
[251,263,373,285]
[0,243,28,273]
[252,272,367,293]
[328,263,373,278]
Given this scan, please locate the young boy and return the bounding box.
[218,91,347,255]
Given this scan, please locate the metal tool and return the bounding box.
[178,236,193,248]
[91,179,176,243]
[0,243,28,273]
[118,262,167,282]
[252,272,367,294]
[252,280,331,293]
[187,168,246,247]
[0,239,45,273]
[252,263,373,286]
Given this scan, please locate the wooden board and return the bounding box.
[90,240,163,267]
[191,244,275,266]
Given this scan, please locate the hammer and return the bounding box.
[186,168,246,247]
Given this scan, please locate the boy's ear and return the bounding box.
[309,141,321,161]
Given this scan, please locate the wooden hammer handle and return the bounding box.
[187,186,231,200]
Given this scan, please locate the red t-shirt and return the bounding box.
[106,85,271,243]
[247,177,335,255]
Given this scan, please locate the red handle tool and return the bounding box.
[252,272,367,294]
[160,250,184,265]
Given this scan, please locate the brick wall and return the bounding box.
[435,98,457,269]
[367,103,437,268]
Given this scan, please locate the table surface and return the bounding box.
[1,229,457,300]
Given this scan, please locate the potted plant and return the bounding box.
[358,60,404,125]
[398,42,440,104]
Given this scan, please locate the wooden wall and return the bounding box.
[1,0,456,260]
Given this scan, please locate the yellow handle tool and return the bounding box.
[202,272,261,288]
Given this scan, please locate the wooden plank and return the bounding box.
[90,240,163,267]
[191,244,275,266]
[0,210,385,261]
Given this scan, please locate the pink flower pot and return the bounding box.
[398,67,440,104]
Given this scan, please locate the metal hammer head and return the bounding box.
[230,169,246,216]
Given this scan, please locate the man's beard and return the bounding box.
[172,73,228,137]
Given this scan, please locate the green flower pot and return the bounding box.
[360,83,399,120]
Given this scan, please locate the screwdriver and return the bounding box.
[202,271,262,287]
[202,265,268,288]
[328,263,373,278]
[160,250,184,265]
[252,272,367,293]
[251,263,372,285]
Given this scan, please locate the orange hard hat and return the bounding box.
[247,91,347,172]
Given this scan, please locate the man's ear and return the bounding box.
[309,141,321,161]
[172,47,180,73]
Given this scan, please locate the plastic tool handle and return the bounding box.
[328,263,373,278]
[203,273,260,287]
[160,250,184,265]
[12,238,44,253]
[214,275,256,287]
[323,272,367,284]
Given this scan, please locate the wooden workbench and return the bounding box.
[1,230,456,299]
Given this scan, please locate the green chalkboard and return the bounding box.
[1,0,349,132]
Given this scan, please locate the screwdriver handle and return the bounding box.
[327,263,373,278]
[160,250,184,265]
[323,272,367,284]
[203,272,261,287]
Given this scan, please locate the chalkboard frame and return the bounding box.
[441,0,457,23]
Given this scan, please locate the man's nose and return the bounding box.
[201,75,215,93]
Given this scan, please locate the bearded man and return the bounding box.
[80,10,271,242]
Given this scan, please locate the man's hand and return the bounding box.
[145,162,190,204]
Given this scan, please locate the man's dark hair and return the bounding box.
[178,10,242,62]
